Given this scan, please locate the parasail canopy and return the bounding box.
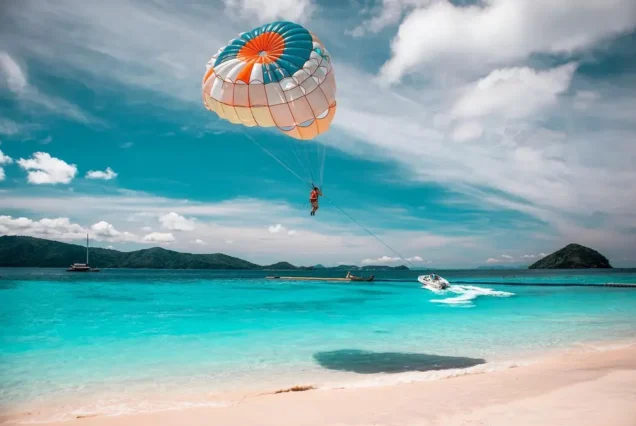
[202,21,337,142]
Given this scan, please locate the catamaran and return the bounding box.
[67,234,100,272]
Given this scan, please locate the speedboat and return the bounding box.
[418,274,450,290]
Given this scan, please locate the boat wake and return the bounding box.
[428,285,515,307]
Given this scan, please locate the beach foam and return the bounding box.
[0,360,528,424]
[2,398,231,425]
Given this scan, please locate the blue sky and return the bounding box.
[1,0,635,268]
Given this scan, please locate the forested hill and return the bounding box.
[528,243,612,269]
[0,236,410,270]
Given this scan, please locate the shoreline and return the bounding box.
[3,266,636,272]
[3,340,635,425]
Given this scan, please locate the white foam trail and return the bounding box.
[429,285,514,307]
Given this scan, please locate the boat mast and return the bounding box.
[86,234,89,265]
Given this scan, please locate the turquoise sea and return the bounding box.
[1,268,636,422]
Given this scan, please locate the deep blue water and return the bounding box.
[1,268,635,422]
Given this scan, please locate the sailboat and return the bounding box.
[67,234,100,272]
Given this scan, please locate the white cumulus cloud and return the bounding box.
[268,224,285,233]
[0,215,138,243]
[452,64,578,120]
[0,215,87,240]
[523,253,548,260]
[86,167,118,180]
[489,252,549,263]
[194,239,206,245]
[159,212,196,231]
[486,255,516,264]
[268,224,298,237]
[380,0,636,83]
[0,149,11,182]
[223,0,315,23]
[17,152,77,184]
[0,149,13,165]
[142,232,175,243]
[361,255,424,265]
[91,220,120,238]
[91,220,138,242]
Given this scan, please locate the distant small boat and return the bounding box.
[67,234,100,272]
[346,272,374,282]
[266,273,375,282]
[67,264,99,272]
[350,275,374,282]
[418,274,449,290]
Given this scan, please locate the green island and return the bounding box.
[528,243,612,269]
[0,236,409,271]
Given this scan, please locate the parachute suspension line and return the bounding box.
[300,140,316,186]
[319,142,326,188]
[314,140,322,186]
[240,128,312,189]
[290,140,315,186]
[290,142,309,178]
[240,129,410,267]
[324,195,415,268]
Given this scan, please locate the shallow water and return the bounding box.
[1,268,635,422]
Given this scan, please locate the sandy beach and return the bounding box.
[13,343,633,426]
